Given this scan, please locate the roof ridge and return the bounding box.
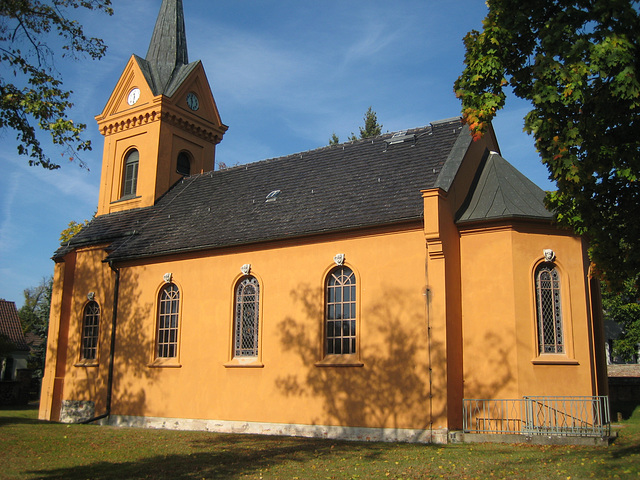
[214,123,447,174]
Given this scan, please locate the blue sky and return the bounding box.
[0,0,553,307]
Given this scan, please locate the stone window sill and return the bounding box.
[148,357,182,368]
[224,357,264,368]
[531,355,579,365]
[315,354,364,367]
[74,360,99,368]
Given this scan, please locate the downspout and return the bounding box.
[424,260,433,438]
[82,260,119,424]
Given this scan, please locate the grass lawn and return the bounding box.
[1,407,639,480]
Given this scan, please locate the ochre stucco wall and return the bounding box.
[459,223,599,401]
[44,225,446,431]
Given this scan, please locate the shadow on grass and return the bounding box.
[0,405,45,426]
[27,435,387,480]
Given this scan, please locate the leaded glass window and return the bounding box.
[122,149,139,197]
[157,283,180,358]
[234,276,260,357]
[81,301,100,360]
[535,263,564,354]
[326,266,357,355]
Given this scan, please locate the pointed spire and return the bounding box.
[145,0,189,93]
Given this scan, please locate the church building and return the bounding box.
[39,0,608,442]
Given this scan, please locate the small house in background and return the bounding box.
[0,300,30,405]
[39,0,609,442]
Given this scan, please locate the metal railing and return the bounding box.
[463,396,610,437]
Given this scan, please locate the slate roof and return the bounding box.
[56,118,470,262]
[0,300,29,352]
[136,0,198,97]
[456,152,553,224]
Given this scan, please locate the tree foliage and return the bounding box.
[454,0,640,289]
[331,106,383,144]
[0,0,113,169]
[358,106,383,139]
[59,217,90,242]
[603,276,640,362]
[18,276,53,379]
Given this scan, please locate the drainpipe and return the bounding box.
[82,260,119,424]
[424,260,433,438]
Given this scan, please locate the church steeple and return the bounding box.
[94,0,227,216]
[145,0,189,95]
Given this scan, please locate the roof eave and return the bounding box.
[106,217,424,264]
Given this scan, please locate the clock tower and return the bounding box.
[95,0,227,216]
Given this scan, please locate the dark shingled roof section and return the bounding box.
[56,119,466,262]
[456,152,553,224]
[131,0,199,98]
[0,300,29,352]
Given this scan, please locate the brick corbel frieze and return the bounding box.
[98,110,224,144]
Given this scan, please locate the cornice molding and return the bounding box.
[98,109,226,143]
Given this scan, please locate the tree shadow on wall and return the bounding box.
[275,283,515,433]
[62,265,154,419]
[275,284,443,433]
[108,268,154,417]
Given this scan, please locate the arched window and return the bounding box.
[535,263,564,354]
[326,266,357,355]
[157,283,180,358]
[81,301,100,360]
[122,149,139,197]
[234,276,260,357]
[176,151,191,176]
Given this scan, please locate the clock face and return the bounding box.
[186,92,199,111]
[127,88,141,106]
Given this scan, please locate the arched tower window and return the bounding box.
[234,276,260,357]
[325,266,357,355]
[535,263,564,354]
[81,301,100,360]
[157,283,180,358]
[122,149,139,197]
[176,151,191,176]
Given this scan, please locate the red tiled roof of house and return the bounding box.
[25,331,44,350]
[0,300,29,351]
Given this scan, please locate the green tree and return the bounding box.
[358,106,382,139]
[59,218,90,242]
[337,106,383,143]
[0,0,114,170]
[603,277,640,362]
[18,276,53,380]
[454,0,640,289]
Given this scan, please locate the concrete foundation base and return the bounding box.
[98,414,449,444]
[449,431,615,446]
